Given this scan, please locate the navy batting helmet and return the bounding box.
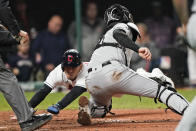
[104,4,134,25]
[61,49,81,70]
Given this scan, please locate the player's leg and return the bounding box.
[86,61,189,115]
[77,95,113,125]
[175,97,196,131]
[187,14,196,87]
[136,68,175,88]
[77,65,116,125]
[0,58,52,130]
[187,49,196,86]
[0,67,33,123]
[89,96,113,118]
[175,13,196,131]
[88,61,189,115]
[116,67,189,115]
[187,14,196,50]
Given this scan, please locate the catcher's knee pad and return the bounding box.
[90,100,113,118]
[154,84,189,115]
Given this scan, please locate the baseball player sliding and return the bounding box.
[28,49,88,114]
[77,4,190,125]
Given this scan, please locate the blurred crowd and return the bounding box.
[1,0,195,87]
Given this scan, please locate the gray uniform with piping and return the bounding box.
[86,22,189,118]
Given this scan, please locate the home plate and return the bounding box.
[0,126,7,129]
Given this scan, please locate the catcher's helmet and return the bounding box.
[104,4,133,25]
[61,49,81,70]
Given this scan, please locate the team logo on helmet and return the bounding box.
[61,49,81,70]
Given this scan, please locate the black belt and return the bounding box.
[88,61,111,73]
[94,43,122,51]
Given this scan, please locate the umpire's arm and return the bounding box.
[0,0,20,36]
[0,25,18,45]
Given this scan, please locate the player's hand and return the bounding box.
[138,47,151,61]
[19,30,30,45]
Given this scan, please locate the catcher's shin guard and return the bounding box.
[90,100,114,118]
[154,84,189,115]
[77,96,91,125]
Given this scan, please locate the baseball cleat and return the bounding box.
[20,113,52,131]
[77,96,91,125]
[47,104,61,114]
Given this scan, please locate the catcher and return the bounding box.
[77,4,190,125]
[0,0,52,130]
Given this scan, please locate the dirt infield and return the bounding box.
[0,109,181,131]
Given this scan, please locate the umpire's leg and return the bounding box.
[0,58,33,123]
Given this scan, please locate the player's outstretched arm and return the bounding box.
[47,86,87,114]
[28,84,52,108]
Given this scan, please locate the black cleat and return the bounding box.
[20,113,52,131]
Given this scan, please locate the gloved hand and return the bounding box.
[18,30,29,45]
[0,24,29,45]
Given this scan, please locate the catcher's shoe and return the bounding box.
[20,113,52,131]
[77,96,91,125]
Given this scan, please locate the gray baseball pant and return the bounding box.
[175,12,196,131]
[176,97,196,131]
[0,57,33,123]
[187,13,196,85]
[86,61,189,116]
